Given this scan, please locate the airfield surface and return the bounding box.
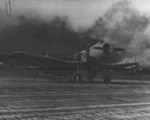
[0,76,150,120]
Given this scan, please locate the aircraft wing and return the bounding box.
[9,51,139,74]
[105,62,138,72]
[9,51,77,70]
[9,51,90,70]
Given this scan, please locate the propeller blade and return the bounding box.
[114,48,125,51]
[93,47,125,51]
[93,47,103,50]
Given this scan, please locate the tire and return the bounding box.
[104,75,111,83]
[74,74,81,83]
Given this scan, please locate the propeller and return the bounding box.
[93,43,125,56]
[92,47,103,50]
[113,48,125,51]
[93,46,125,51]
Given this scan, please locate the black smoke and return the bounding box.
[87,0,150,66]
[1,0,150,66]
[0,15,87,57]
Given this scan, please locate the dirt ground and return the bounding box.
[0,75,149,120]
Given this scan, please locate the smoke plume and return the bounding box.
[88,0,150,66]
[1,0,150,66]
[0,15,87,57]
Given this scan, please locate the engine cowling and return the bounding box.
[93,43,125,56]
[103,43,113,55]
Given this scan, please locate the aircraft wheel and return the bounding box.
[74,74,81,83]
[104,75,111,83]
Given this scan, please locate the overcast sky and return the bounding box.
[1,0,150,29]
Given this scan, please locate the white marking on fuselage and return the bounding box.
[89,42,103,58]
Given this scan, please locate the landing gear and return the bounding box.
[87,70,95,83]
[103,67,111,83]
[72,63,82,83]
[103,74,111,83]
[73,74,82,83]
